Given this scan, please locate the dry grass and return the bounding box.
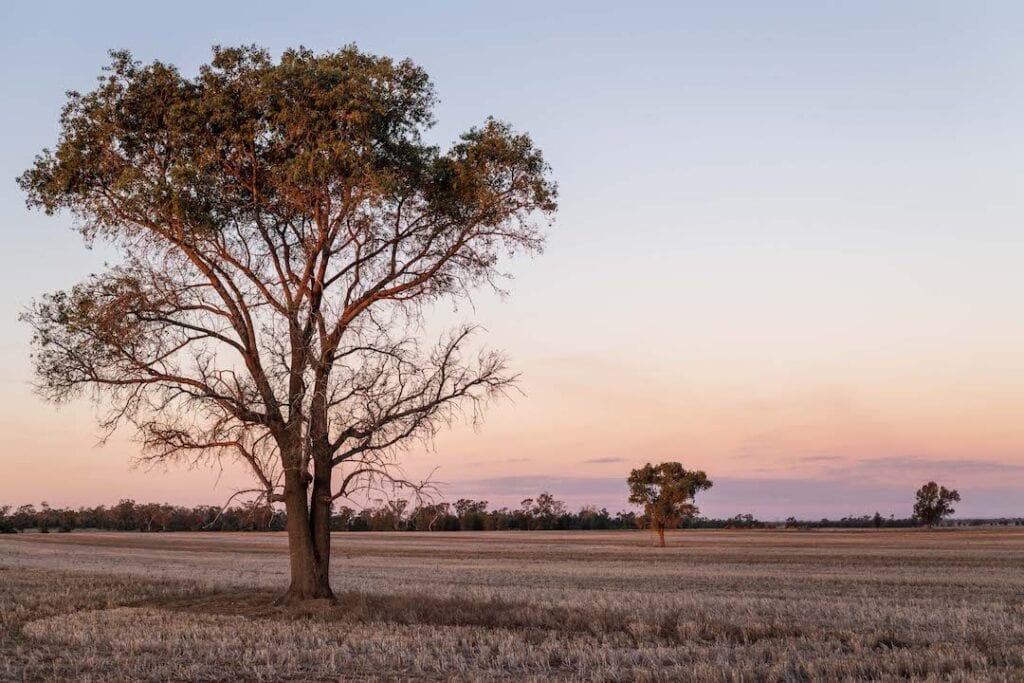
[2,529,1023,681]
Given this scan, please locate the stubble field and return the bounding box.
[1,528,1023,681]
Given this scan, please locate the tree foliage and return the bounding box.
[19,45,556,599]
[913,481,961,526]
[627,462,712,546]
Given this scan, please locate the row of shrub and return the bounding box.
[2,497,1019,533]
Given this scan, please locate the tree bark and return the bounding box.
[309,459,334,587]
[281,467,334,602]
[657,525,666,548]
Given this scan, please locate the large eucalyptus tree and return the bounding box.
[19,45,555,600]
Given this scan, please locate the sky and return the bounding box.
[1,1,1023,519]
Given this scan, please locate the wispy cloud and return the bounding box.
[806,455,1024,483]
[797,455,845,463]
[582,457,626,464]
[464,457,532,466]
[853,456,1024,473]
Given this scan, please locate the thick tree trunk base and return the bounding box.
[281,476,335,606]
[276,584,337,606]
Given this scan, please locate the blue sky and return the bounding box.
[1,2,1023,517]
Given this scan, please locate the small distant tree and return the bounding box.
[330,505,357,531]
[627,462,712,547]
[454,499,489,530]
[725,513,762,529]
[37,502,53,533]
[913,482,960,527]
[409,502,454,531]
[12,505,37,531]
[385,499,409,531]
[577,506,611,530]
[872,511,884,529]
[530,492,567,529]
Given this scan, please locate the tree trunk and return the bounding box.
[282,471,334,602]
[309,460,334,587]
[657,525,666,547]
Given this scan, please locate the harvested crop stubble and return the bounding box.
[2,528,1023,681]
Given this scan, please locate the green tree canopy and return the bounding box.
[628,462,712,546]
[19,45,556,600]
[913,481,960,527]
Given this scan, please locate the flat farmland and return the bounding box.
[2,528,1023,681]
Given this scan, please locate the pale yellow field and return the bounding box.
[2,528,1023,681]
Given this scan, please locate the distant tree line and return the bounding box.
[0,495,770,534]
[0,494,636,534]
[782,514,1023,529]
[2,493,1017,534]
[0,500,284,533]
